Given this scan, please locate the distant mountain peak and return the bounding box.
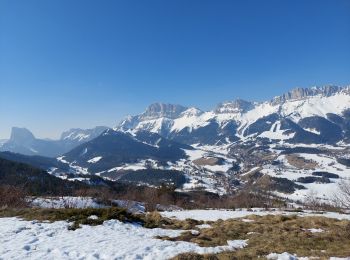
[141,103,188,120]
[60,126,108,141]
[10,127,35,143]
[180,107,204,117]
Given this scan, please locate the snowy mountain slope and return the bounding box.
[56,129,236,193]
[60,126,108,142]
[62,129,189,173]
[249,144,350,202]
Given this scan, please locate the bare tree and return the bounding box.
[333,180,350,209]
[304,189,322,210]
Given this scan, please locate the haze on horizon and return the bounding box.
[1,0,349,140]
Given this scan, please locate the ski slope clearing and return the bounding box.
[0,218,247,260]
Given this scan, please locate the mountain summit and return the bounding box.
[9,127,36,145]
[141,103,188,120]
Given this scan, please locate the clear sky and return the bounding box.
[1,0,349,139]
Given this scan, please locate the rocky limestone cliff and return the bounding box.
[272,85,348,104]
[215,99,254,114]
[140,103,188,120]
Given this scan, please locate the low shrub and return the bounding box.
[0,185,28,208]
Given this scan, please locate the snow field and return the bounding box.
[0,218,247,260]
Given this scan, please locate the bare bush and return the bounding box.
[304,189,321,210]
[303,189,338,212]
[74,187,114,207]
[60,196,90,209]
[61,196,77,208]
[0,185,28,208]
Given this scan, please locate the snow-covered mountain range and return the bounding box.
[116,85,350,146]
[2,85,350,203]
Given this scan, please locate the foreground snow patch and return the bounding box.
[267,252,308,260]
[304,228,324,233]
[0,218,247,260]
[267,253,350,260]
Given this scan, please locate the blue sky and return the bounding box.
[1,0,349,139]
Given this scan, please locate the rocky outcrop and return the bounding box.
[215,99,254,114]
[140,103,188,120]
[272,85,347,104]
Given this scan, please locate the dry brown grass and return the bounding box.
[0,207,144,230]
[286,154,318,170]
[0,206,207,232]
[193,157,222,166]
[169,214,350,259]
[144,211,205,230]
